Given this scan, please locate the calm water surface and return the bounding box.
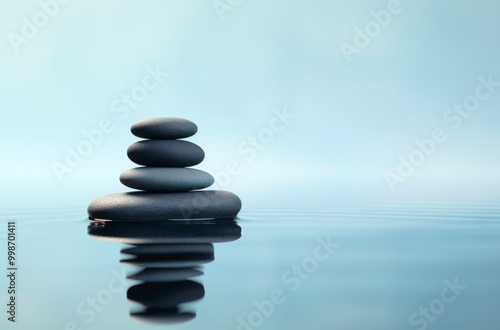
[1,203,499,330]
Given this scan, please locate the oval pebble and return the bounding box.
[87,190,242,221]
[121,243,214,268]
[131,117,197,139]
[127,140,204,167]
[128,281,204,309]
[88,219,241,244]
[120,167,214,192]
[131,310,195,325]
[127,268,204,282]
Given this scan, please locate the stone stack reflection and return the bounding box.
[88,219,241,324]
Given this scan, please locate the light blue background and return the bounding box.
[1,0,500,209]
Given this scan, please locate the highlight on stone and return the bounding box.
[87,117,242,220]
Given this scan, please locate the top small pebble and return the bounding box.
[131,117,198,139]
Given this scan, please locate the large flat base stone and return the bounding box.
[87,190,241,221]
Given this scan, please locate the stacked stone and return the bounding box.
[87,117,242,221]
[122,118,212,192]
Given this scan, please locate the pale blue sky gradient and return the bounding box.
[1,0,500,209]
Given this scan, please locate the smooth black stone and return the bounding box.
[127,268,204,282]
[131,309,195,325]
[121,255,213,268]
[120,243,214,268]
[87,219,241,244]
[122,244,214,256]
[131,117,197,139]
[127,140,204,167]
[120,167,214,192]
[128,281,204,309]
[87,191,241,221]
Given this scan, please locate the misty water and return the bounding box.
[1,203,499,330]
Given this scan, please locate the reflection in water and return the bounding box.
[88,219,241,324]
